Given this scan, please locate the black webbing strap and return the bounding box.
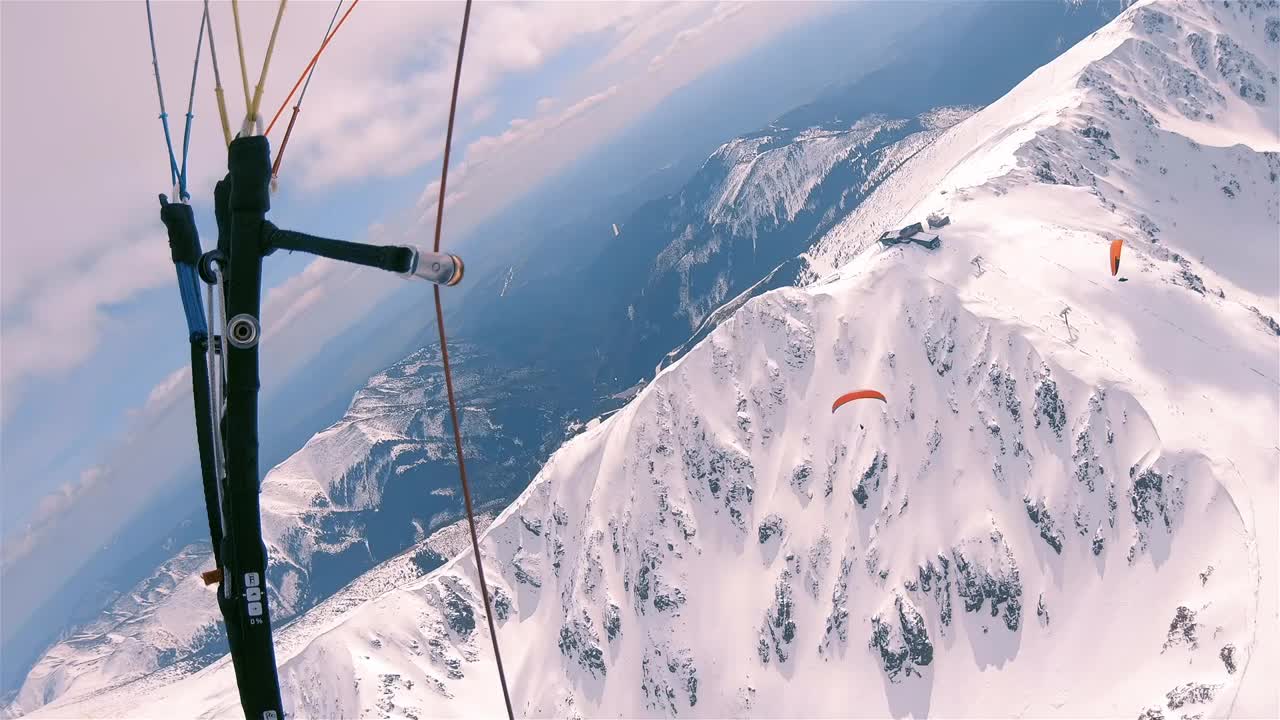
[264,223,415,274]
[190,338,224,569]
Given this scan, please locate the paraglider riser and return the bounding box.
[159,134,470,720]
[220,135,286,720]
[199,136,469,720]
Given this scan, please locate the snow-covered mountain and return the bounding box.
[10,2,1121,707]
[589,0,1131,389]
[2,542,226,716]
[596,107,978,385]
[4,345,551,717]
[28,0,1276,717]
[5,511,494,720]
[650,107,977,377]
[253,343,550,617]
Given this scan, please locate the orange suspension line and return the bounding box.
[265,0,360,138]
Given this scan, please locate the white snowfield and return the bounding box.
[32,0,1277,717]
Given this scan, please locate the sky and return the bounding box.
[0,0,852,660]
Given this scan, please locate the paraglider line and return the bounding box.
[265,0,360,137]
[429,2,515,718]
[246,0,288,125]
[144,0,180,188]
[144,0,209,200]
[179,5,209,199]
[298,0,344,105]
[204,0,233,147]
[270,0,350,182]
[230,0,253,114]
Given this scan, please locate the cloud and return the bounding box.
[464,86,620,167]
[592,2,712,72]
[0,0,342,415]
[1,466,102,569]
[266,256,351,334]
[469,97,498,124]
[0,0,673,417]
[139,367,191,418]
[415,161,472,229]
[409,2,836,241]
[649,2,747,71]
[280,1,681,191]
[1,227,174,420]
[413,84,622,229]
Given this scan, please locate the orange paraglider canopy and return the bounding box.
[1110,239,1123,276]
[831,389,887,413]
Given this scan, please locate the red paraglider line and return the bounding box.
[427,3,514,719]
[265,0,361,137]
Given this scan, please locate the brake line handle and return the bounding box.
[402,248,464,287]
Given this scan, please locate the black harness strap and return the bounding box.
[158,197,224,571]
[264,224,415,274]
[220,135,286,720]
[205,134,477,719]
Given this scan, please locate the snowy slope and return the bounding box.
[31,0,1278,717]
[652,109,976,378]
[254,344,530,617]
[7,345,545,716]
[701,117,938,239]
[595,108,977,397]
[4,542,225,716]
[10,513,493,720]
[806,0,1279,285]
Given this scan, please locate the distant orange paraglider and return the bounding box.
[1110,239,1123,277]
[831,389,887,413]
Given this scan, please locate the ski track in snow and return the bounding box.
[24,0,1279,717]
